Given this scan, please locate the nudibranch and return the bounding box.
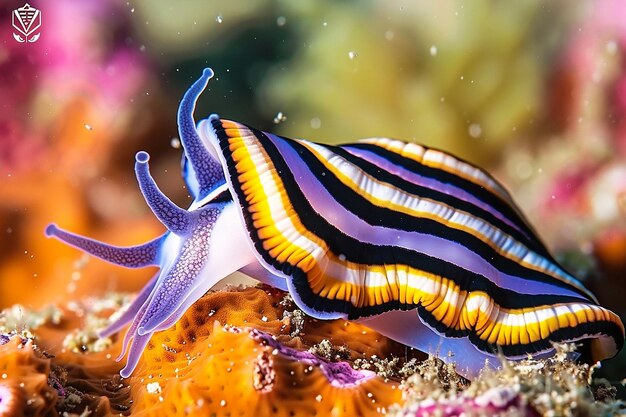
[46,68,624,379]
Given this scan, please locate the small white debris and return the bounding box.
[216,15,223,24]
[273,112,287,124]
[170,138,181,149]
[84,124,93,131]
[220,400,227,407]
[261,316,268,322]
[146,381,162,394]
[429,45,438,56]
[315,394,323,402]
[348,50,358,59]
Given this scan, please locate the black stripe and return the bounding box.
[198,189,232,207]
[332,144,549,259]
[347,143,554,258]
[281,138,590,300]
[211,119,592,311]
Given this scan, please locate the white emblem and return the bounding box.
[12,3,41,43]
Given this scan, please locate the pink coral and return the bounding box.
[397,387,536,417]
[0,382,23,417]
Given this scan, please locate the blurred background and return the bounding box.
[1,0,626,380]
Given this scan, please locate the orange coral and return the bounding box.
[129,323,401,417]
[0,336,56,416]
[0,285,622,416]
[0,286,410,416]
[134,286,411,363]
[126,286,403,416]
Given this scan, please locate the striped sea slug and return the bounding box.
[45,69,624,379]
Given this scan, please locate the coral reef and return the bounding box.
[126,286,404,416]
[0,285,623,416]
[129,324,401,416]
[391,345,625,417]
[0,286,409,416]
[0,336,56,416]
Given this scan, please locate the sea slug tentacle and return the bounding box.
[135,151,191,235]
[177,67,225,201]
[45,224,164,268]
[98,272,159,338]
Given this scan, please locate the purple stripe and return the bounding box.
[265,133,581,299]
[342,145,531,241]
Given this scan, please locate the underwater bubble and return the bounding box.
[348,51,358,60]
[468,123,482,138]
[216,15,223,24]
[310,117,322,129]
[430,45,438,56]
[276,16,286,27]
[273,112,287,124]
[606,40,618,54]
[170,138,181,149]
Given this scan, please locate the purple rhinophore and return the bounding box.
[177,68,225,200]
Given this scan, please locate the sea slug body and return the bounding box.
[46,68,624,379]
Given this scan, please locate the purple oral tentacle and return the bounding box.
[137,204,253,336]
[135,207,220,335]
[177,68,224,199]
[45,224,164,268]
[135,151,191,235]
[115,295,152,363]
[98,272,159,338]
[119,331,152,378]
[135,262,205,336]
